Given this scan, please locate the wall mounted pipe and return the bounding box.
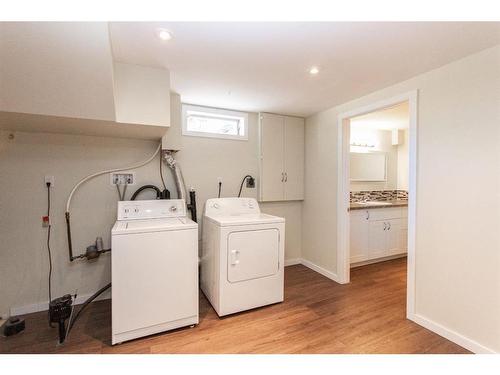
[65,143,162,261]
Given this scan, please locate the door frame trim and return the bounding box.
[336,90,418,317]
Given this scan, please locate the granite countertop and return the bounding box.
[349,199,408,211]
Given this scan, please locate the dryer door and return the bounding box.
[227,228,280,283]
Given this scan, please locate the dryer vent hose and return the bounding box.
[163,150,197,222]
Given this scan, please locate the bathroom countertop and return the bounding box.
[349,199,408,211]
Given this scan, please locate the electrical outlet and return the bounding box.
[45,175,55,187]
[246,176,255,188]
[110,172,135,185]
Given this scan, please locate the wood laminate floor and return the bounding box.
[0,258,469,354]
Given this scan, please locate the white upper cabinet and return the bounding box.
[259,113,304,202]
[283,116,305,200]
[259,113,285,201]
[0,22,116,121]
[113,62,171,127]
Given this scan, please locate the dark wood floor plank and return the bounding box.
[0,258,470,354]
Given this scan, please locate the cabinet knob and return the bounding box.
[383,222,387,230]
[284,172,288,182]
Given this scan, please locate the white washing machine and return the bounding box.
[201,197,285,316]
[111,199,198,345]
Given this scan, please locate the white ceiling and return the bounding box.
[350,101,409,130]
[109,22,500,117]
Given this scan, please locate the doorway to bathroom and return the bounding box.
[336,91,418,318]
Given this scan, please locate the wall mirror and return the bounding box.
[350,152,387,182]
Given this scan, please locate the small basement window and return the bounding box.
[182,104,248,140]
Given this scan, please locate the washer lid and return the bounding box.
[205,213,285,227]
[112,217,197,235]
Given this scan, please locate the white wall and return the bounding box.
[0,112,302,317]
[303,45,500,352]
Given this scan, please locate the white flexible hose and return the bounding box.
[65,143,162,212]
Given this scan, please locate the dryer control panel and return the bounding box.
[117,199,186,220]
[205,198,260,217]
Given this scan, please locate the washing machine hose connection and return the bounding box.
[65,143,162,261]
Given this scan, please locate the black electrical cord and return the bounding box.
[131,185,163,200]
[46,182,53,327]
[237,175,253,198]
[46,183,53,305]
[159,151,167,191]
[218,181,222,198]
[67,282,111,335]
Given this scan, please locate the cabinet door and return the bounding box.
[399,214,408,253]
[386,219,405,255]
[350,211,369,263]
[283,116,305,200]
[368,220,387,259]
[399,228,408,253]
[259,114,285,201]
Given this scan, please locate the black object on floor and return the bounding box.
[49,294,73,344]
[3,316,26,336]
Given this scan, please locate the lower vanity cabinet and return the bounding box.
[350,210,370,263]
[350,207,408,264]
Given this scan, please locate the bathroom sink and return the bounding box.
[357,201,392,206]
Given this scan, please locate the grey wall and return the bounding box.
[0,111,302,317]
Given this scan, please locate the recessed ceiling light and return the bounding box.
[309,66,319,75]
[156,28,173,41]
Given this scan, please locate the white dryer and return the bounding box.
[201,198,285,316]
[111,199,198,345]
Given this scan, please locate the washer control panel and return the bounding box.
[117,199,186,220]
[205,198,260,217]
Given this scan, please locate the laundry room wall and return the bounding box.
[173,112,302,264]
[0,111,302,317]
[303,45,500,353]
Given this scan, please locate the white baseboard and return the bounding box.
[10,289,111,317]
[296,258,341,283]
[351,253,407,268]
[408,313,497,354]
[284,258,301,266]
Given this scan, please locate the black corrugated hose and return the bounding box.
[67,283,111,336]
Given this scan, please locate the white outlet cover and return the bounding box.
[110,171,136,185]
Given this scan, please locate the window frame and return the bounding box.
[181,104,249,141]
